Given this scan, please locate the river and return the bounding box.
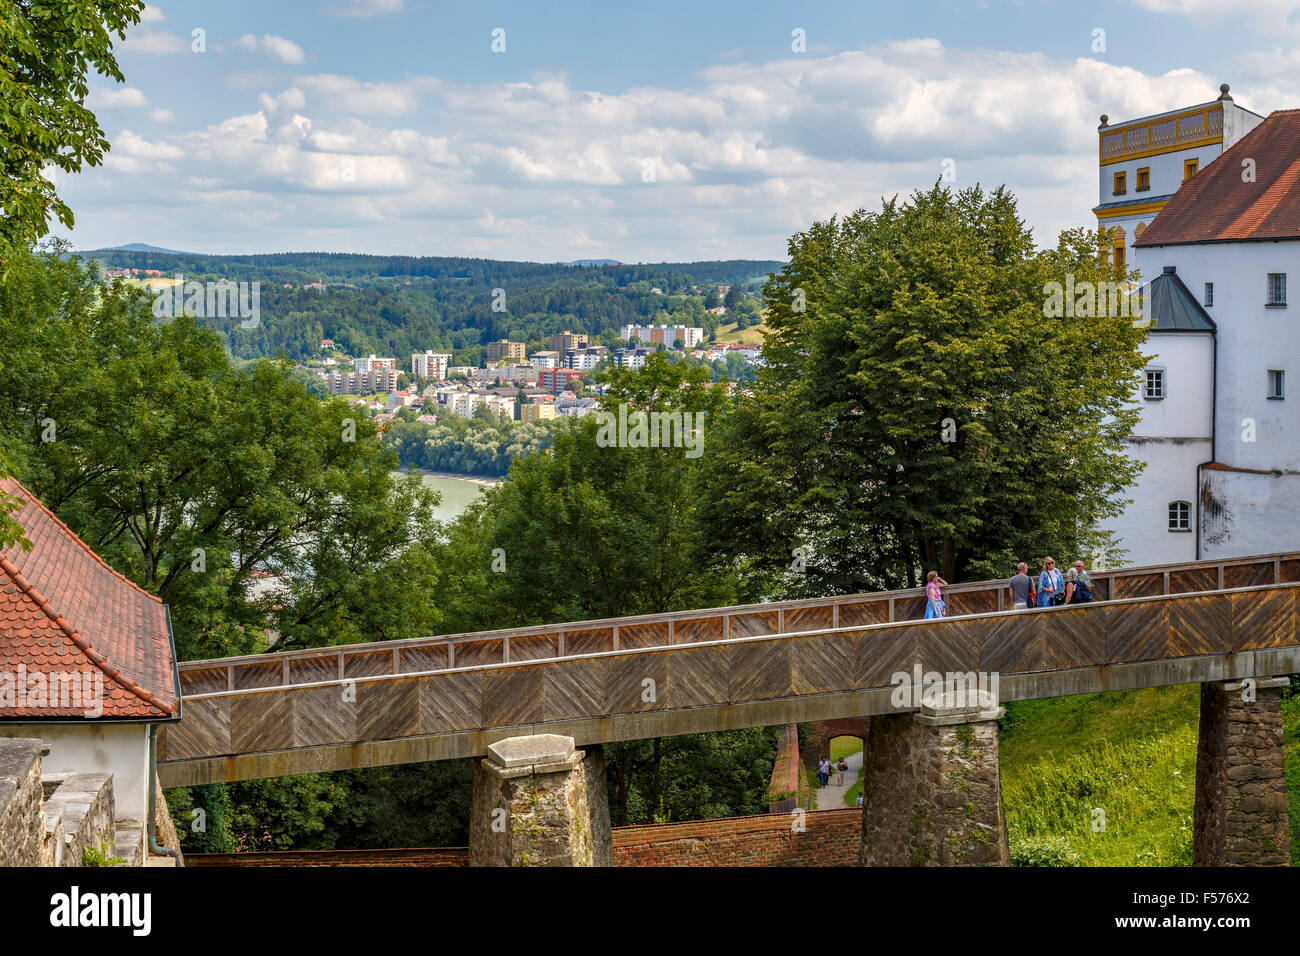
[393,469,500,523]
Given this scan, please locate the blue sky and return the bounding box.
[52,0,1300,261]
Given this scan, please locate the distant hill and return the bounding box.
[90,242,193,255]
[560,259,621,267]
[78,249,784,365]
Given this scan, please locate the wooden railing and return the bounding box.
[177,552,1300,697]
[1100,104,1222,165]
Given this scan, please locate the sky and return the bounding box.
[49,0,1300,262]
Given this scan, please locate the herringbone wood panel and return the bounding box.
[454,639,504,668]
[895,597,927,622]
[674,616,723,644]
[1230,588,1295,649]
[510,633,559,662]
[666,644,728,708]
[785,606,834,633]
[564,628,612,655]
[620,621,668,649]
[232,692,293,754]
[542,658,606,721]
[1169,566,1217,595]
[418,671,482,734]
[358,678,419,742]
[399,645,448,674]
[947,589,998,617]
[1226,562,1274,589]
[1044,606,1106,669]
[730,611,778,637]
[978,613,1042,674]
[288,655,339,685]
[1105,601,1170,662]
[232,661,282,690]
[1169,593,1231,657]
[729,640,793,700]
[858,625,917,687]
[605,652,667,713]
[292,684,357,747]
[342,650,391,679]
[160,695,229,760]
[180,667,226,696]
[839,600,889,627]
[482,667,543,726]
[1282,559,1300,583]
[918,618,980,674]
[791,632,858,694]
[1113,573,1163,600]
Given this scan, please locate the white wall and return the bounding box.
[1201,468,1300,558]
[1135,333,1215,438]
[1098,142,1223,206]
[1103,436,1209,566]
[0,723,152,823]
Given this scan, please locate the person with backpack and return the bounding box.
[1037,557,1064,607]
[1065,560,1094,604]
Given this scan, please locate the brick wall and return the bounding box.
[767,724,799,812]
[186,808,862,867]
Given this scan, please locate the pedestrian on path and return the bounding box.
[836,757,848,786]
[1009,562,1033,609]
[1038,557,1064,607]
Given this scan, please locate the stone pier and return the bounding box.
[1193,677,1291,867]
[469,734,612,867]
[858,702,1009,866]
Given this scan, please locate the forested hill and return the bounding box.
[76,249,782,363]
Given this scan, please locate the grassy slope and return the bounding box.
[711,319,768,344]
[1000,684,1299,866]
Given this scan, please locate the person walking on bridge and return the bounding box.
[1009,562,1034,609]
[1037,557,1064,607]
[924,570,948,619]
[1065,560,1094,604]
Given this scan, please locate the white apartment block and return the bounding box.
[412,350,452,380]
[621,324,704,349]
[355,354,398,375]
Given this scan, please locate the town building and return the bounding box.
[486,339,526,364]
[540,368,585,394]
[564,346,609,371]
[529,350,561,370]
[323,368,398,394]
[614,346,653,370]
[620,324,704,349]
[549,330,587,354]
[411,350,452,380]
[0,477,181,863]
[1094,85,1263,274]
[520,402,557,423]
[1101,103,1300,565]
[354,354,397,375]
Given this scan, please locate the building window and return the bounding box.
[1113,242,1126,271]
[1268,369,1285,400]
[1136,167,1150,192]
[1184,158,1199,180]
[1267,273,1287,306]
[1144,368,1165,400]
[1113,172,1126,195]
[1168,501,1192,532]
[1204,282,1214,306]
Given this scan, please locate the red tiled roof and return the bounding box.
[0,478,177,719]
[1137,110,1300,247]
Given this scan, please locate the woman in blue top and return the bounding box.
[1037,557,1063,607]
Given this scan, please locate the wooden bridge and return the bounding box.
[158,551,1300,789]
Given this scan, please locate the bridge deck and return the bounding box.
[158,552,1300,786]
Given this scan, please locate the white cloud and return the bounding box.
[121,29,188,55]
[233,34,307,65]
[87,86,150,109]
[62,40,1288,260]
[148,108,177,123]
[139,4,166,23]
[332,0,410,17]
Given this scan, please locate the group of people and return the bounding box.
[816,756,850,788]
[1009,557,1094,609]
[921,558,1095,618]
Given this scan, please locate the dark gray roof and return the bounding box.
[1092,193,1175,213]
[1144,267,1217,332]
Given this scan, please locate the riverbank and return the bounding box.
[393,466,502,488]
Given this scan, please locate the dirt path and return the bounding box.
[816,749,863,809]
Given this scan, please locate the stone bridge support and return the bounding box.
[858,702,1009,866]
[1193,677,1291,866]
[469,734,612,867]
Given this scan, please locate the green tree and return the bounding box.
[0,0,144,264]
[702,185,1148,597]
[723,287,742,311]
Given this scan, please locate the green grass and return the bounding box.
[1002,683,1300,866]
[712,319,768,344]
[829,737,863,762]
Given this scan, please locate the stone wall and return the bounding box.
[42,773,114,867]
[1193,679,1291,866]
[859,709,1009,866]
[0,738,45,866]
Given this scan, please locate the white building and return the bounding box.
[565,346,609,371]
[355,354,397,375]
[614,347,653,370]
[1094,85,1263,275]
[440,390,517,420]
[412,350,452,380]
[529,350,561,370]
[621,324,704,349]
[1103,104,1300,565]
